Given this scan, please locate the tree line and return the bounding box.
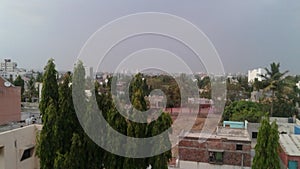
[223,62,300,122]
[36,59,172,169]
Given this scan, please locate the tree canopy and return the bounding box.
[37,60,173,169]
[253,117,280,169]
[223,100,267,123]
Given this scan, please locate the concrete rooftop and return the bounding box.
[279,134,300,156]
[182,127,251,142]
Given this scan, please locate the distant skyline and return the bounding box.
[1,1,300,74]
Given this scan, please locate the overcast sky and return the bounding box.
[0,0,300,74]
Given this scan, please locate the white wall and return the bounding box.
[248,68,265,83]
[0,125,41,169]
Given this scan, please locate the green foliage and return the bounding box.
[36,71,43,82]
[124,74,148,168]
[260,62,293,117]
[129,73,148,111]
[223,101,267,123]
[37,99,58,169]
[253,117,280,169]
[146,75,181,108]
[39,58,59,115]
[198,76,211,99]
[37,59,59,169]
[55,73,79,160]
[13,75,26,101]
[147,112,172,169]
[37,60,173,169]
[25,77,39,102]
[104,108,127,169]
[38,60,105,169]
[226,76,251,103]
[13,75,25,95]
[123,73,172,169]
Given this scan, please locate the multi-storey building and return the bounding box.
[248,68,266,83]
[0,124,41,169]
[0,59,17,72]
[0,76,21,125]
[178,121,252,168]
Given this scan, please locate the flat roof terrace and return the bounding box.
[181,127,251,142]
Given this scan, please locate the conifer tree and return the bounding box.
[13,75,24,96]
[148,112,172,169]
[37,59,59,169]
[54,72,80,169]
[39,58,59,115]
[253,117,280,169]
[123,74,148,169]
[69,61,105,169]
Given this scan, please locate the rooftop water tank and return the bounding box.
[295,126,300,135]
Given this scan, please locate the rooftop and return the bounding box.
[0,122,25,133]
[169,160,251,169]
[279,134,300,156]
[181,127,251,142]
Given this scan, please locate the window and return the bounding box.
[252,132,258,139]
[288,160,298,169]
[236,144,243,150]
[209,151,223,164]
[0,146,4,168]
[20,146,34,161]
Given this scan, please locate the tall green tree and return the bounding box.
[124,74,148,169]
[94,78,128,169]
[37,59,59,169]
[37,100,58,169]
[147,112,172,169]
[226,76,250,104]
[39,58,59,114]
[253,117,280,169]
[36,71,43,82]
[261,62,289,116]
[68,60,105,169]
[54,72,80,169]
[104,108,127,169]
[26,77,38,102]
[124,73,173,169]
[13,75,25,99]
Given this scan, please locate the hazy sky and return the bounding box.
[1,1,300,74]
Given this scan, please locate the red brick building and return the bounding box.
[0,76,21,125]
[279,134,300,169]
[178,127,252,167]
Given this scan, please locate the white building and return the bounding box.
[0,71,27,81]
[248,68,266,83]
[0,59,28,81]
[0,59,17,72]
[0,124,41,169]
[296,81,300,89]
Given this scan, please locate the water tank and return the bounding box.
[295,126,300,135]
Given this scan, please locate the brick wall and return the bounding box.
[179,137,252,167]
[0,77,21,125]
[279,146,300,169]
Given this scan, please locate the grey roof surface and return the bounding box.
[169,161,251,169]
[182,127,251,142]
[279,134,300,156]
[0,122,24,133]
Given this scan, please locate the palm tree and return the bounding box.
[260,62,289,116]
